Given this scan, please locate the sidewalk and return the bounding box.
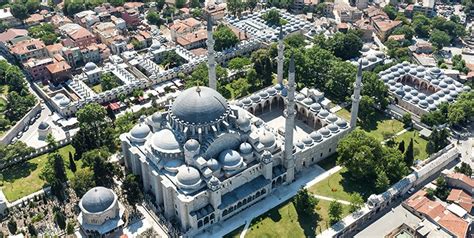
[313,194,350,205]
[195,165,343,238]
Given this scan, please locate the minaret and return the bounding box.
[284,56,296,183]
[350,60,363,129]
[207,18,217,90]
[277,26,284,85]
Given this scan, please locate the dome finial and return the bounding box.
[196,84,201,93]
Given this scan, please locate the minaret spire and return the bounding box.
[207,17,216,90]
[277,26,284,85]
[350,60,363,128]
[284,55,296,183]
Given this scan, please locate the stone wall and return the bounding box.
[0,103,42,145]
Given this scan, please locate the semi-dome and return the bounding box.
[259,132,275,148]
[130,123,150,141]
[81,187,115,213]
[184,139,200,151]
[218,149,242,168]
[151,129,180,153]
[236,116,250,129]
[239,142,253,154]
[176,166,201,188]
[85,62,97,71]
[151,112,163,123]
[206,158,220,171]
[171,86,228,125]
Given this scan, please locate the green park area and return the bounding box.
[0,145,80,201]
[395,130,429,161]
[244,199,349,237]
[359,111,404,142]
[91,84,103,94]
[335,108,351,121]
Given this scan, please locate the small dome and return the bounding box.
[302,137,313,145]
[439,81,448,88]
[419,100,428,108]
[404,94,413,100]
[176,166,201,188]
[165,159,183,173]
[151,129,180,153]
[361,58,369,66]
[150,42,161,50]
[395,88,404,96]
[81,187,115,213]
[463,85,471,91]
[242,98,252,105]
[416,66,425,72]
[326,114,338,123]
[296,94,305,101]
[410,90,418,96]
[267,88,277,95]
[431,79,440,85]
[418,93,426,100]
[151,112,163,123]
[130,123,150,141]
[310,131,322,141]
[361,45,370,52]
[218,149,242,168]
[206,159,220,171]
[431,94,439,100]
[250,94,261,102]
[59,97,71,107]
[318,109,329,118]
[259,91,269,98]
[85,62,97,71]
[310,103,321,112]
[320,127,331,137]
[295,141,304,148]
[239,142,253,154]
[328,123,339,133]
[184,139,200,151]
[302,97,313,105]
[38,122,50,130]
[236,116,250,129]
[259,132,275,148]
[336,119,348,129]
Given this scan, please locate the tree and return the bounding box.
[426,188,435,200]
[156,0,166,10]
[349,193,364,213]
[328,200,343,224]
[227,77,250,99]
[27,224,37,236]
[122,174,143,206]
[10,4,28,20]
[327,32,363,60]
[251,49,273,87]
[427,128,449,154]
[262,9,283,26]
[54,211,67,230]
[404,138,414,167]
[130,38,144,50]
[7,219,17,234]
[247,0,257,12]
[40,152,67,199]
[430,29,450,50]
[448,90,473,125]
[175,0,186,8]
[398,140,405,153]
[402,113,412,128]
[25,0,40,14]
[147,10,162,26]
[325,61,356,100]
[66,221,75,235]
[375,170,390,192]
[70,167,95,197]
[227,0,243,16]
[293,188,319,217]
[81,148,118,187]
[361,72,389,109]
[358,96,376,125]
[454,162,472,176]
[68,152,76,173]
[284,33,307,49]
[392,25,415,41]
[383,5,397,20]
[73,103,114,157]
[46,133,57,147]
[190,0,200,8]
[227,57,251,70]
[213,24,239,51]
[412,14,431,38]
[434,176,449,200]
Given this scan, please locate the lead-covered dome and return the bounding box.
[176,166,202,188]
[171,86,229,125]
[218,149,242,168]
[80,187,115,213]
[151,129,180,153]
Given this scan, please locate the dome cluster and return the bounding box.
[379,62,471,111]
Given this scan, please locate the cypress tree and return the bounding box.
[69,152,76,173]
[398,140,405,153]
[404,138,414,167]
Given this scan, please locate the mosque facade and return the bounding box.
[120,22,362,236]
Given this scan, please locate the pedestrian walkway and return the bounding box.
[239,220,250,238]
[195,165,343,238]
[312,194,350,205]
[381,128,409,144]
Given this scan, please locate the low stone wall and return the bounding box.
[0,137,72,170]
[0,103,42,145]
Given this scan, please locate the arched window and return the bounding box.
[198,220,203,228]
[204,217,209,224]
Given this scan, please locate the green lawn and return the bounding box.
[0,145,81,201]
[359,111,404,142]
[91,84,103,93]
[224,225,244,238]
[0,97,6,112]
[308,167,374,201]
[395,129,429,161]
[335,108,351,121]
[245,198,350,237]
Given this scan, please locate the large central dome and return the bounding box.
[171,86,228,125]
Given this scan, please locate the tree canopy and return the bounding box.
[213,24,239,51]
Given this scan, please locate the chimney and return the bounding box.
[195,33,197,38]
